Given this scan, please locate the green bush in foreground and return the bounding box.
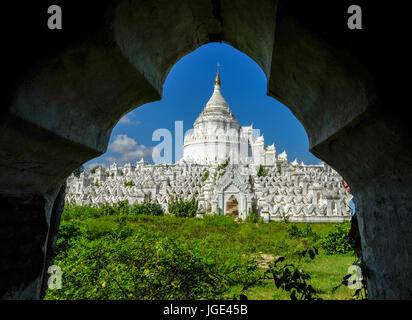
[286,222,352,255]
[245,209,262,224]
[55,221,82,254]
[319,222,352,254]
[287,223,319,240]
[62,201,163,220]
[129,202,163,216]
[46,225,263,300]
[47,204,355,300]
[168,196,198,217]
[47,234,234,299]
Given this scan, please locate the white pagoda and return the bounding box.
[182,69,276,166]
[65,69,352,222]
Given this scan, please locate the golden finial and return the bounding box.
[214,63,221,86]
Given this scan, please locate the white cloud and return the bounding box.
[108,134,137,153]
[104,157,118,163]
[120,146,154,162]
[107,134,154,164]
[118,115,133,124]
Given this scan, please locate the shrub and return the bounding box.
[62,201,163,220]
[287,223,301,238]
[47,206,354,300]
[124,181,135,187]
[90,166,99,174]
[82,219,118,240]
[287,223,319,240]
[129,202,163,216]
[245,209,260,223]
[62,203,101,220]
[203,214,238,229]
[257,165,267,177]
[55,221,82,254]
[99,203,117,216]
[217,157,230,171]
[45,234,236,300]
[168,196,198,218]
[265,250,321,300]
[202,171,209,182]
[114,201,131,215]
[114,226,134,240]
[319,223,352,254]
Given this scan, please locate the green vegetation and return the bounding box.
[287,223,319,240]
[62,201,163,219]
[168,196,198,218]
[124,180,135,187]
[202,171,209,182]
[286,222,353,255]
[257,165,267,177]
[90,166,99,174]
[319,223,352,254]
[245,209,261,224]
[45,204,357,300]
[217,157,230,171]
[266,250,320,300]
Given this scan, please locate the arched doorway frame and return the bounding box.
[1,1,411,300]
[225,194,240,219]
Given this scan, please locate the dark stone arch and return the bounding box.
[1,0,411,299]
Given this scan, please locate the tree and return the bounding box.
[90,166,99,174]
[168,196,198,218]
[257,165,267,177]
[124,181,135,187]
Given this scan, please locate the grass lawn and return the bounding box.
[46,205,358,300]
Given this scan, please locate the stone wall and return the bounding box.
[66,161,352,222]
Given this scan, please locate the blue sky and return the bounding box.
[85,43,321,170]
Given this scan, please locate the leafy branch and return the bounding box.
[264,248,321,300]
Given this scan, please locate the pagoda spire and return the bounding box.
[214,63,221,86]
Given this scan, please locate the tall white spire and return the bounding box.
[192,66,239,130]
[204,65,228,110]
[214,63,221,86]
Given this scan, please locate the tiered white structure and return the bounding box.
[182,70,276,165]
[66,70,352,222]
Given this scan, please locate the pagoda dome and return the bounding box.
[182,67,249,165]
[193,69,240,129]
